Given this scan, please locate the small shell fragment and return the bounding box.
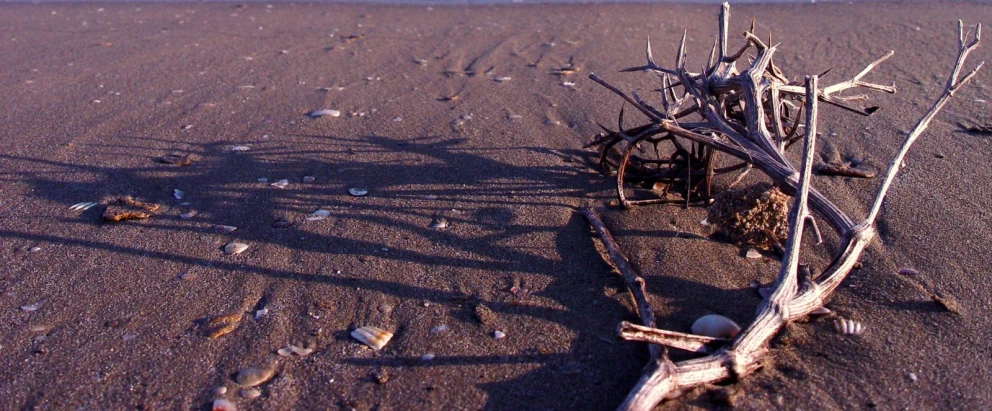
[277,345,314,357]
[832,318,865,335]
[309,109,341,118]
[230,145,250,151]
[173,189,185,199]
[179,211,197,219]
[224,242,249,255]
[257,177,269,183]
[240,388,261,399]
[21,303,41,312]
[745,249,762,259]
[254,308,268,319]
[212,398,237,411]
[306,209,331,221]
[69,202,98,211]
[691,314,741,339]
[348,188,368,196]
[213,225,238,232]
[898,267,919,276]
[430,216,449,229]
[270,179,289,189]
[303,176,316,183]
[421,353,435,361]
[430,325,449,334]
[494,330,506,340]
[236,366,275,387]
[351,326,392,350]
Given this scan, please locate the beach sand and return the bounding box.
[0,1,990,409]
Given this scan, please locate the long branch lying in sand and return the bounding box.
[582,3,983,410]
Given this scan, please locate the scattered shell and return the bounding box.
[69,202,98,211]
[494,330,506,340]
[254,308,268,319]
[213,225,238,232]
[277,345,314,357]
[745,249,762,259]
[212,398,237,411]
[430,216,449,229]
[224,242,249,255]
[303,176,315,183]
[160,153,194,166]
[691,314,741,339]
[810,306,832,315]
[270,179,289,189]
[240,388,261,399]
[350,326,393,350]
[29,246,42,252]
[348,188,368,196]
[204,313,243,339]
[306,209,331,221]
[309,109,341,118]
[236,366,275,387]
[421,353,435,361]
[908,372,918,382]
[832,318,865,335]
[213,386,228,395]
[699,218,710,227]
[898,267,919,276]
[493,76,511,82]
[173,189,185,199]
[21,303,40,312]
[230,145,250,151]
[430,325,449,334]
[257,177,269,183]
[179,210,197,219]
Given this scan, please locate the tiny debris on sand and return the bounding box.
[102,197,160,222]
[202,313,244,339]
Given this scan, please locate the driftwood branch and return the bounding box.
[582,4,982,410]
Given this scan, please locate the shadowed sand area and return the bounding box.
[0,1,990,409]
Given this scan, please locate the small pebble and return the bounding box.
[224,242,249,255]
[213,386,228,395]
[179,211,197,219]
[236,366,275,387]
[241,388,261,399]
[377,303,393,314]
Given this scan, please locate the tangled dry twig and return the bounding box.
[583,3,982,410]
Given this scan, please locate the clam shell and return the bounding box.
[212,398,237,411]
[69,201,98,211]
[224,242,249,255]
[351,326,392,350]
[348,188,368,196]
[691,314,741,339]
[832,318,865,335]
[236,366,274,387]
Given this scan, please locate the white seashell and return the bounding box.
[254,308,268,319]
[699,218,710,227]
[270,179,289,189]
[212,398,237,411]
[214,225,238,232]
[493,76,511,82]
[303,176,315,183]
[236,366,275,387]
[430,325,448,334]
[691,314,741,339]
[29,246,42,252]
[810,306,832,315]
[421,353,435,361]
[348,188,368,196]
[21,303,40,312]
[230,145,250,151]
[430,217,449,229]
[351,326,392,350]
[309,109,341,118]
[224,242,249,255]
[745,249,762,259]
[69,201,98,211]
[832,318,865,335]
[173,189,184,199]
[562,81,576,87]
[306,209,331,221]
[493,330,506,340]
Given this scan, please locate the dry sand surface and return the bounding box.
[1,1,991,409]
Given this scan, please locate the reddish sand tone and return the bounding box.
[0,2,990,409]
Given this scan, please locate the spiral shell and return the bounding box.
[691,314,741,339]
[832,318,865,335]
[351,326,393,350]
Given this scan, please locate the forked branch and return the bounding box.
[582,4,982,410]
